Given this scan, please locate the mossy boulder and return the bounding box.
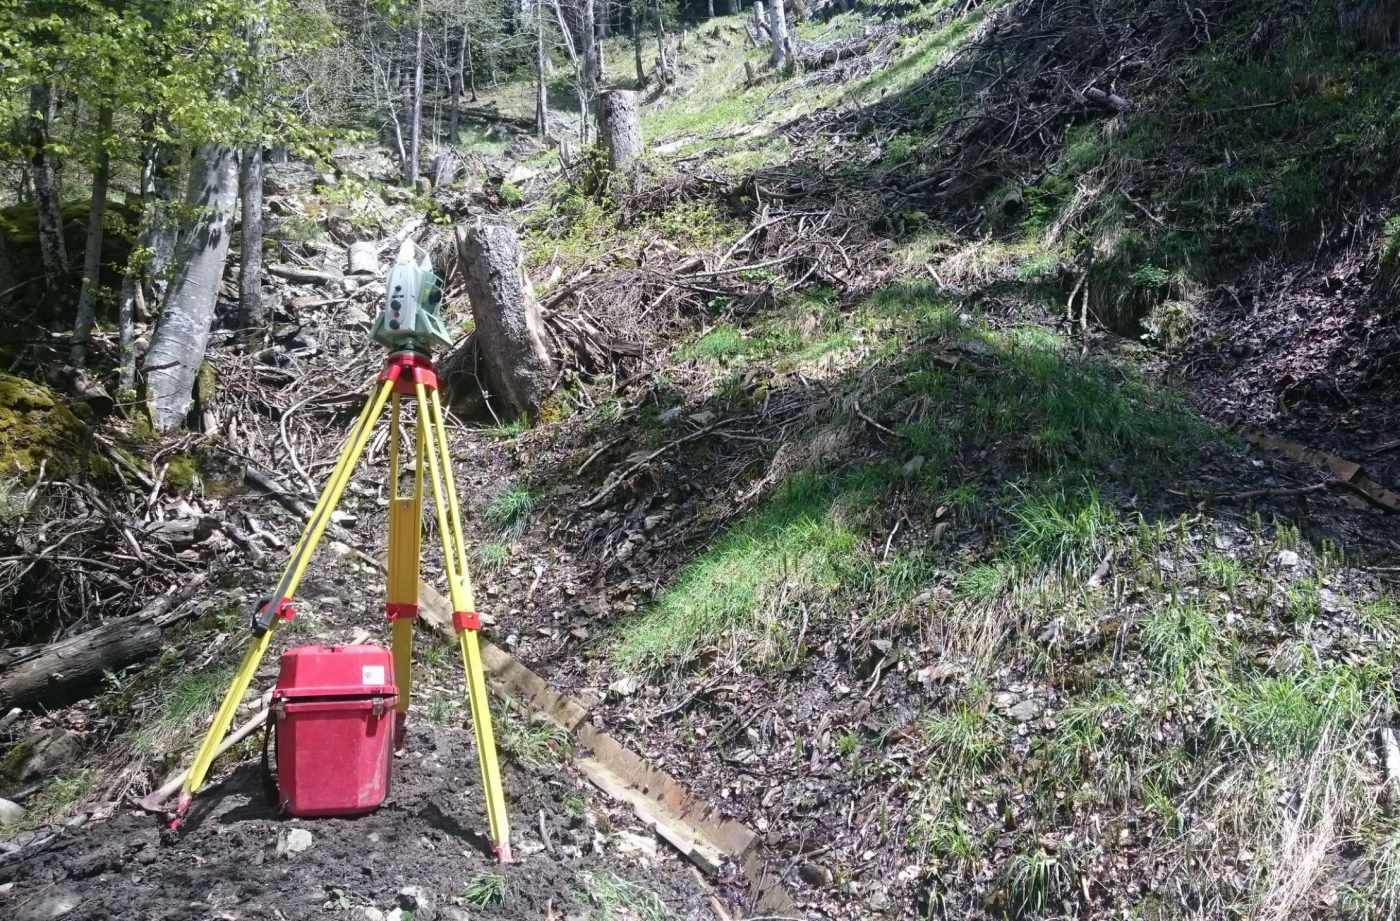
[0,373,109,481]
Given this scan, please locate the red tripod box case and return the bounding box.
[272,645,397,817]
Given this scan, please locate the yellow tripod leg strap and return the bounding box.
[175,378,395,819]
[415,383,511,861]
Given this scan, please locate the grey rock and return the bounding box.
[358,910,385,921]
[398,885,434,921]
[902,455,926,477]
[0,798,24,828]
[1277,549,1301,568]
[1007,699,1043,722]
[277,827,315,858]
[13,729,83,783]
[16,887,81,920]
[609,676,642,697]
[992,691,1018,710]
[799,861,834,887]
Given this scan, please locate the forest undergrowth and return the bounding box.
[3,0,1399,919]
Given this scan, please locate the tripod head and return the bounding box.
[371,240,454,353]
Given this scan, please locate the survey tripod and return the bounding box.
[166,242,512,862]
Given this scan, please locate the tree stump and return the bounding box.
[600,90,643,172]
[454,221,554,419]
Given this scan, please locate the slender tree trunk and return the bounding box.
[466,25,478,100]
[142,145,239,432]
[768,0,788,68]
[448,23,467,139]
[0,235,15,307]
[654,0,669,72]
[70,106,113,368]
[708,0,715,18]
[582,0,600,127]
[28,83,68,297]
[632,0,645,86]
[404,0,425,187]
[145,143,182,308]
[239,145,265,336]
[535,4,549,139]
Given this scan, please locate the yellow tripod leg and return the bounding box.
[416,383,511,861]
[173,378,395,822]
[386,394,422,743]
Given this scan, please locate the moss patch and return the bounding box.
[0,373,108,482]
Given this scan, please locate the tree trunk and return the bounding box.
[28,83,67,297]
[708,0,715,18]
[404,0,426,187]
[752,1,769,40]
[145,142,183,306]
[536,6,549,139]
[466,25,479,101]
[455,221,554,419]
[768,0,788,67]
[448,25,466,140]
[582,0,602,136]
[654,0,669,71]
[142,145,240,432]
[601,90,643,171]
[632,0,646,87]
[239,145,265,336]
[70,106,113,369]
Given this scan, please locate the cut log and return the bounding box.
[267,264,344,287]
[0,622,161,712]
[1084,87,1131,112]
[348,241,381,276]
[454,221,555,419]
[0,575,205,712]
[600,90,643,171]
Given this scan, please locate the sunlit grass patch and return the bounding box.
[582,871,673,921]
[613,475,860,672]
[132,663,236,756]
[485,486,535,536]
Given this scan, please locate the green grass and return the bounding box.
[613,474,860,672]
[476,541,510,571]
[581,871,672,921]
[495,700,571,768]
[461,871,508,909]
[921,705,1006,783]
[1140,602,1221,685]
[1222,664,1381,755]
[1003,847,1074,918]
[485,486,535,535]
[132,663,235,755]
[1007,487,1115,573]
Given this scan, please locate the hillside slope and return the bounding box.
[3,1,1399,919]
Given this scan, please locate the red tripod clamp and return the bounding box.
[380,351,438,396]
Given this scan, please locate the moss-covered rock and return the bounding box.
[0,373,109,481]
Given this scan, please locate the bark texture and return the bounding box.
[455,221,554,419]
[0,621,161,712]
[601,90,643,171]
[239,145,265,334]
[768,0,789,67]
[70,106,113,368]
[404,0,426,186]
[28,83,68,296]
[143,145,240,432]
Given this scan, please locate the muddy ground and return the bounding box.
[1,719,713,921]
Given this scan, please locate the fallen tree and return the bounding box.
[0,575,206,712]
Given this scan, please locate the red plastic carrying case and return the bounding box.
[272,645,397,817]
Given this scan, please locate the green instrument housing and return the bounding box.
[371,242,455,353]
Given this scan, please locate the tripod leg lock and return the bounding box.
[452,610,481,632]
[252,596,296,635]
[385,603,419,622]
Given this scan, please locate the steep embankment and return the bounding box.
[4,1,1399,920]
